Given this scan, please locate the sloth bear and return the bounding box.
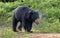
[12,6,39,33]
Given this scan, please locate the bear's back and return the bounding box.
[13,6,31,20]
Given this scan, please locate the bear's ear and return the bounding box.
[29,10,32,13]
[28,10,33,17]
[26,10,32,19]
[29,10,33,15]
[26,10,33,19]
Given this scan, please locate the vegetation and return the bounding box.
[0,0,60,38]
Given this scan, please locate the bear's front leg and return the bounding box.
[23,21,33,33]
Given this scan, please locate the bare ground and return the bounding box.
[12,33,60,38]
[30,34,60,38]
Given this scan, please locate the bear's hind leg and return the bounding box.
[18,22,22,31]
[12,16,18,32]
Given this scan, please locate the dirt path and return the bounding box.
[12,33,60,38]
[29,34,60,38]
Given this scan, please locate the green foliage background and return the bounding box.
[0,0,60,34]
[0,0,60,38]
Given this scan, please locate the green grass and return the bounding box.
[0,0,60,38]
[0,27,32,38]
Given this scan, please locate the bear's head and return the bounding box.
[29,10,39,25]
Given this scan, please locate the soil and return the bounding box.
[29,34,60,38]
[12,33,60,38]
